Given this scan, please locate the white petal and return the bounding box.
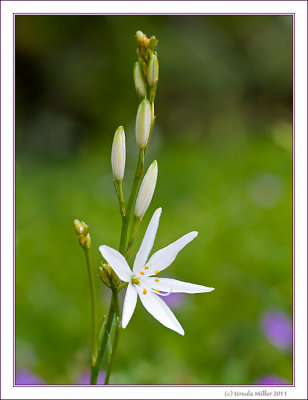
[145,277,215,294]
[135,285,184,335]
[145,231,198,276]
[133,208,162,273]
[122,284,138,328]
[99,245,131,282]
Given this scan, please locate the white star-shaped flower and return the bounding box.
[99,208,214,335]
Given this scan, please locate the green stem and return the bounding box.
[119,148,144,255]
[125,216,141,259]
[114,179,125,217]
[83,247,98,366]
[90,298,115,384]
[104,289,121,385]
[117,281,128,293]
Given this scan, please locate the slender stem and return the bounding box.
[90,298,115,384]
[104,289,121,385]
[83,247,98,366]
[117,281,128,293]
[114,179,125,217]
[119,148,144,255]
[125,216,141,259]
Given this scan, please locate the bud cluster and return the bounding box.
[134,30,159,149]
[74,219,91,248]
[99,263,120,288]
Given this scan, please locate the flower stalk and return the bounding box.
[74,221,98,366]
[77,30,162,385]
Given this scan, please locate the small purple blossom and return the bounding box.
[16,370,44,385]
[256,375,289,385]
[163,292,185,309]
[261,310,292,350]
[78,371,106,385]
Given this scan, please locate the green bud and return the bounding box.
[136,30,144,43]
[133,62,147,98]
[85,233,91,249]
[148,36,158,51]
[74,219,91,248]
[135,160,158,218]
[147,53,159,87]
[81,221,89,235]
[74,219,84,235]
[111,126,126,181]
[136,99,151,149]
[99,263,120,288]
[99,264,113,287]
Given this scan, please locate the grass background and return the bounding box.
[15,15,292,384]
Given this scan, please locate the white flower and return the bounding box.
[135,160,158,219]
[111,126,126,181]
[99,208,214,335]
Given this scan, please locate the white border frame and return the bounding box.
[1,1,307,399]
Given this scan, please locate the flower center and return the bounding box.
[132,275,140,284]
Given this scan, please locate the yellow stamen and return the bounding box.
[155,278,159,282]
[155,270,159,274]
[143,288,147,295]
[154,289,160,293]
[145,266,149,270]
[140,271,144,275]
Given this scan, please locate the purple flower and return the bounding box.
[256,375,289,385]
[78,371,106,385]
[16,370,44,385]
[163,292,185,309]
[261,310,292,350]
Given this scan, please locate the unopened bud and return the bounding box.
[81,221,89,235]
[74,219,84,235]
[99,264,113,287]
[147,53,159,87]
[85,233,91,249]
[136,30,144,43]
[99,263,120,288]
[111,126,126,181]
[136,99,151,149]
[74,219,91,248]
[133,62,147,98]
[135,160,158,218]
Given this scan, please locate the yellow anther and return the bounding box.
[140,271,145,275]
[154,289,160,293]
[155,278,159,282]
[143,288,147,295]
[155,270,159,275]
[145,266,149,270]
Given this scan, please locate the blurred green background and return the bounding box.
[15,15,293,385]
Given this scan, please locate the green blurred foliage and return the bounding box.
[15,15,292,384]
